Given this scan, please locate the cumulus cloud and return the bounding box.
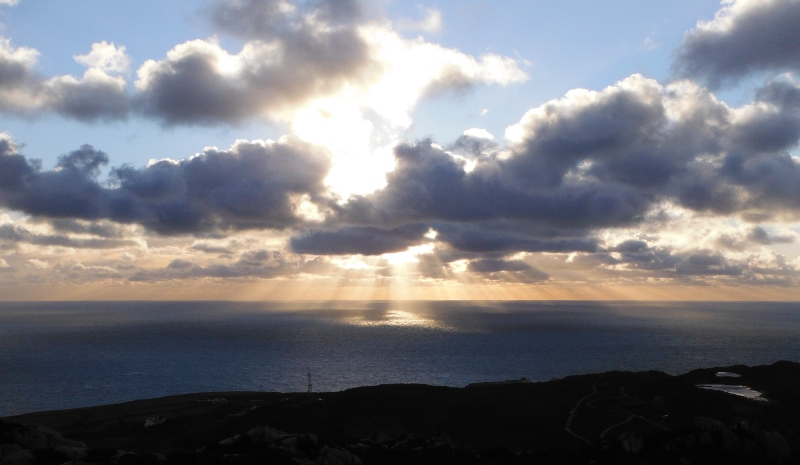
[0,39,130,121]
[396,7,442,33]
[289,74,800,264]
[3,68,800,290]
[0,0,525,130]
[74,41,132,74]
[676,0,800,86]
[26,258,48,269]
[0,135,332,234]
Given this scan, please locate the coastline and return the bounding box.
[2,361,799,464]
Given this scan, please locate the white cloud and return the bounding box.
[397,7,443,33]
[463,128,495,140]
[74,41,132,74]
[0,0,19,6]
[26,258,49,269]
[0,259,9,268]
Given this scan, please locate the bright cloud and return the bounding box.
[74,41,132,74]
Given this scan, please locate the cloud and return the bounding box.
[0,0,18,6]
[466,258,549,283]
[132,0,524,127]
[676,0,800,86]
[74,41,132,74]
[53,259,122,281]
[396,7,443,33]
[0,223,139,249]
[0,135,332,234]
[290,224,430,255]
[128,249,316,281]
[288,73,800,260]
[0,39,130,121]
[0,0,525,149]
[25,258,48,269]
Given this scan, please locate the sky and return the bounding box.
[1,0,800,301]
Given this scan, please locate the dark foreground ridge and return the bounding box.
[3,361,800,464]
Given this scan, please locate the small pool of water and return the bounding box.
[697,384,768,402]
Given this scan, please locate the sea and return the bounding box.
[1,300,799,417]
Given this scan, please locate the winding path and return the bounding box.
[564,384,597,444]
[566,384,669,443]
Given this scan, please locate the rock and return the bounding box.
[219,434,241,445]
[0,450,34,465]
[762,431,792,463]
[13,425,68,449]
[1,445,23,458]
[247,425,285,441]
[316,445,361,465]
[54,446,87,460]
[720,427,739,454]
[281,436,300,455]
[694,417,725,432]
[618,432,644,454]
[144,416,165,428]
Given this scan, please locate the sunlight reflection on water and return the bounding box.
[339,310,456,331]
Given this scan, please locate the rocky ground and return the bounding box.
[3,361,800,464]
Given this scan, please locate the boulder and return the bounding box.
[1,445,23,458]
[316,445,362,465]
[53,446,87,460]
[219,434,241,445]
[12,425,76,450]
[762,431,792,463]
[618,432,644,454]
[0,450,34,465]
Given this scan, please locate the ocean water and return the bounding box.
[1,300,799,417]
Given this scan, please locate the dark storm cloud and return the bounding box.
[675,0,800,86]
[0,138,331,234]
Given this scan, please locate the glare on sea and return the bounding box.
[339,310,455,331]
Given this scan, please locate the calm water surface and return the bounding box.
[1,300,799,416]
